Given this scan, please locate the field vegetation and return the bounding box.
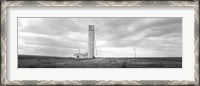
[18,55,182,68]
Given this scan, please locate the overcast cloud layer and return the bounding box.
[18,18,182,57]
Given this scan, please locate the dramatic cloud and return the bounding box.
[18,17,182,57]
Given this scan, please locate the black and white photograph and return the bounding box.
[18,17,182,68]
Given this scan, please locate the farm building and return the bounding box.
[74,25,95,59]
[74,53,88,58]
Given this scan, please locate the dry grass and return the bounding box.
[18,55,182,68]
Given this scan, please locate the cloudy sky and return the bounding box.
[18,17,182,57]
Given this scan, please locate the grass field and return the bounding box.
[18,55,182,68]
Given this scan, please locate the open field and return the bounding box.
[18,55,182,68]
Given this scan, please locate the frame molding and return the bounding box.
[1,1,199,86]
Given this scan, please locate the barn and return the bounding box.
[74,53,88,58]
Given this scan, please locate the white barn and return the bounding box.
[74,53,88,59]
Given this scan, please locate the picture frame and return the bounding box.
[1,0,199,86]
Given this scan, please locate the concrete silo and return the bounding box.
[88,25,95,58]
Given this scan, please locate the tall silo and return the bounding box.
[88,25,95,58]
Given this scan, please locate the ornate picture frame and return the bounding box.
[1,0,199,86]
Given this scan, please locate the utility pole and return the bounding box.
[79,48,80,53]
[94,35,98,56]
